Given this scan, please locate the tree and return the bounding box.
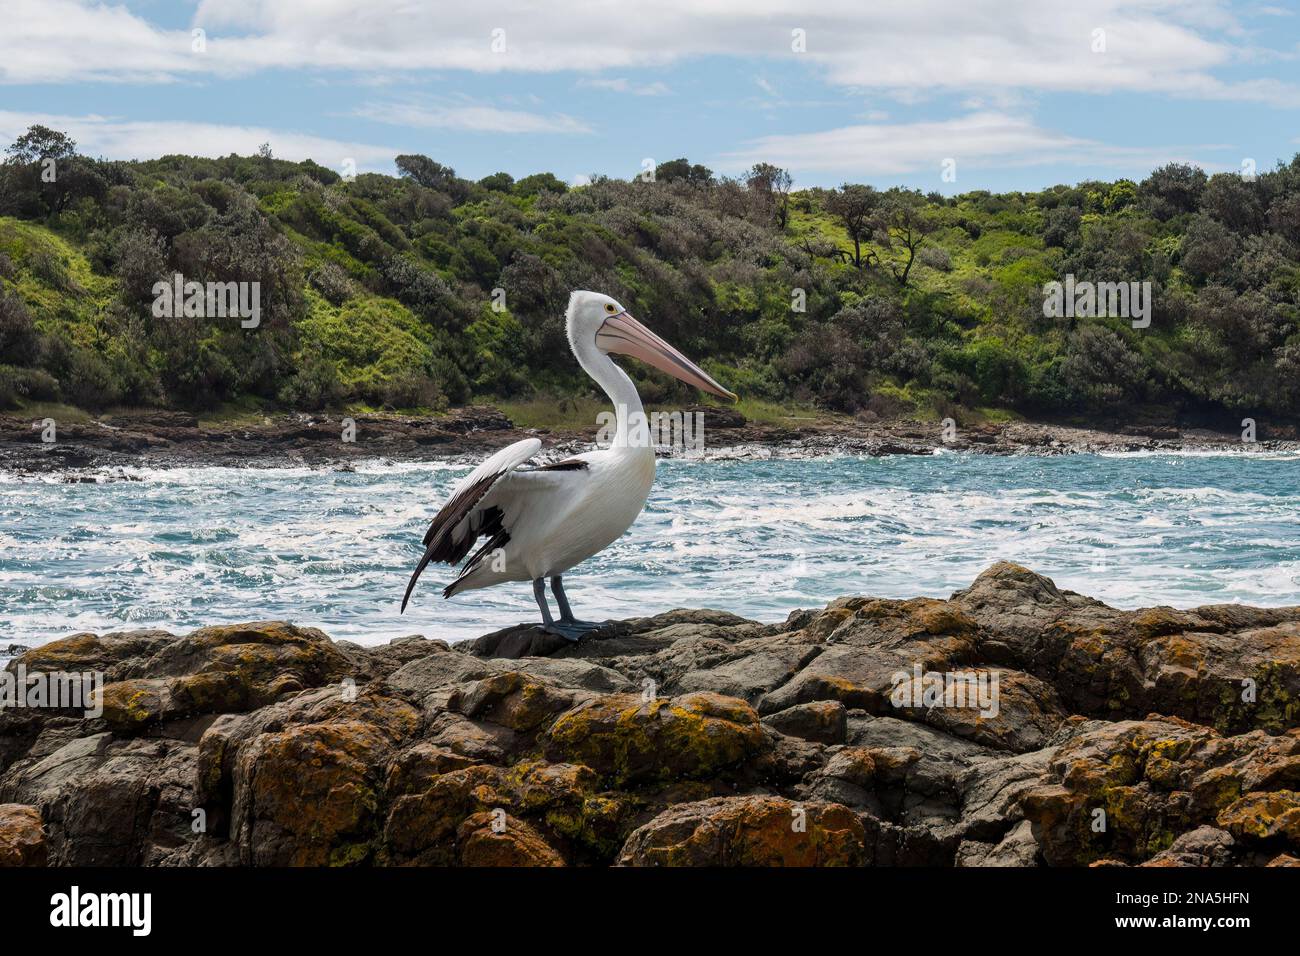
[1138,163,1206,220]
[395,154,467,200]
[1,125,100,216]
[1180,214,1239,282]
[1042,206,1082,249]
[826,184,880,268]
[4,125,77,165]
[654,158,714,186]
[1201,172,1265,234]
[746,163,793,229]
[513,172,568,198]
[879,194,937,287]
[479,172,514,193]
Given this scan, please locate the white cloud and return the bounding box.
[356,101,593,134]
[0,0,200,84]
[577,78,671,96]
[0,110,401,169]
[718,111,1223,177]
[2,0,1296,107]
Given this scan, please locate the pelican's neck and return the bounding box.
[572,335,649,452]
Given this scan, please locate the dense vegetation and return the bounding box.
[2,123,1299,426]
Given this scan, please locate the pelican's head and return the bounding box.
[566,290,738,402]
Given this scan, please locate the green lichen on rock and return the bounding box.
[543,691,767,787]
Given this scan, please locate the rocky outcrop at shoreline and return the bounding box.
[2,563,1298,867]
[1,407,1296,473]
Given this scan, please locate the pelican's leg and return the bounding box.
[551,575,576,621]
[533,578,555,626]
[534,576,584,641]
[549,576,603,634]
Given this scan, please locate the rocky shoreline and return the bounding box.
[1,407,1295,473]
[1,563,1298,867]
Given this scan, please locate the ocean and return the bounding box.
[2,449,1298,649]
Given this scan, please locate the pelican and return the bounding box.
[400,290,737,640]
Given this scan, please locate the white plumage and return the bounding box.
[401,290,735,639]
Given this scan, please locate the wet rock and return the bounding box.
[466,624,576,659]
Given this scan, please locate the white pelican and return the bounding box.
[401,290,737,640]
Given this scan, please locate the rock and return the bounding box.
[618,795,867,866]
[14,629,177,678]
[543,691,768,787]
[951,562,1300,733]
[382,760,618,865]
[0,804,46,866]
[3,563,1299,867]
[457,812,566,867]
[1016,718,1300,865]
[674,642,820,703]
[955,819,1041,866]
[890,669,1069,752]
[1216,790,1300,845]
[447,671,580,732]
[1,733,199,865]
[466,624,575,659]
[1141,827,1237,867]
[19,621,356,734]
[196,690,421,866]
[762,701,847,744]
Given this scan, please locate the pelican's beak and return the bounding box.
[596,311,739,402]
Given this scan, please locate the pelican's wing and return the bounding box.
[401,438,541,611]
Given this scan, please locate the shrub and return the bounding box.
[277,353,345,409]
[0,289,41,365]
[113,228,166,304]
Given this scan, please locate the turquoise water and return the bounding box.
[2,450,1298,648]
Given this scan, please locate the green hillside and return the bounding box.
[2,125,1299,426]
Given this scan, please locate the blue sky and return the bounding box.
[2,0,1299,192]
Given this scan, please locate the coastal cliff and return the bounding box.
[2,562,1299,867]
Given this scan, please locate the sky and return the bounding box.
[1,0,1299,193]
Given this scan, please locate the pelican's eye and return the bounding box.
[604,303,618,314]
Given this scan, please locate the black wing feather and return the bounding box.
[402,472,504,613]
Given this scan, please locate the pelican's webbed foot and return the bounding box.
[533,576,606,643]
[542,620,601,642]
